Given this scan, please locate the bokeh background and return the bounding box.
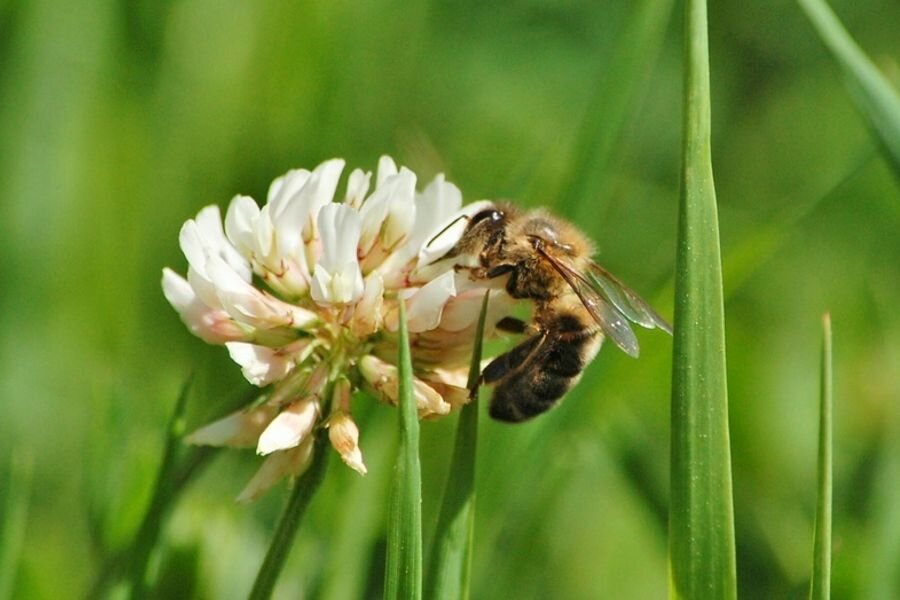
[1,0,899,598]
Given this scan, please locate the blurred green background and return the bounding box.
[1,0,899,598]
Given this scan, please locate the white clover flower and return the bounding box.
[163,156,512,499]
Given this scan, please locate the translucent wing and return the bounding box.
[536,247,641,357]
[587,263,673,335]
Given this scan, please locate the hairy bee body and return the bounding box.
[442,203,670,423]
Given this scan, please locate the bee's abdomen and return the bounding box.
[487,314,601,423]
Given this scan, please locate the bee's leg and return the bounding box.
[485,264,516,279]
[495,316,527,334]
[480,332,547,384]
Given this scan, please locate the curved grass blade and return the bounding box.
[384,299,423,599]
[809,314,833,600]
[669,0,737,598]
[87,382,252,599]
[558,0,675,217]
[248,427,330,600]
[797,0,900,180]
[126,374,195,598]
[426,291,490,600]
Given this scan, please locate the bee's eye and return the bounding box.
[469,209,503,228]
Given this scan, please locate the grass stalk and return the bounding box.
[426,291,490,600]
[384,299,423,599]
[668,0,737,597]
[809,314,833,600]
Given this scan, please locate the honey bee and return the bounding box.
[441,203,672,422]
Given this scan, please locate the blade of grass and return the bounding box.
[0,451,32,600]
[797,0,900,180]
[809,314,833,600]
[384,299,423,599]
[87,379,253,599]
[248,427,330,600]
[127,374,195,598]
[669,0,737,597]
[559,0,675,219]
[426,291,490,600]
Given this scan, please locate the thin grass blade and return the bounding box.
[426,291,490,600]
[559,0,675,218]
[809,314,833,600]
[669,0,737,598]
[797,0,900,180]
[384,299,423,599]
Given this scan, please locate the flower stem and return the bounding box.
[248,428,330,600]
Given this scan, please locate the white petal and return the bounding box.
[236,439,314,503]
[272,159,346,258]
[350,273,385,337]
[376,155,398,188]
[358,168,417,255]
[386,270,457,333]
[194,205,252,281]
[267,169,311,214]
[310,204,364,305]
[257,399,319,455]
[344,168,371,209]
[226,342,296,386]
[224,195,261,258]
[184,404,278,447]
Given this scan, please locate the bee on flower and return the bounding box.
[162,157,510,501]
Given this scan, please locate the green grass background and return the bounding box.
[1,0,899,598]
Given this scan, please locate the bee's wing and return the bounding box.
[536,247,641,357]
[587,263,673,335]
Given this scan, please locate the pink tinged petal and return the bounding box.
[328,411,366,475]
[350,274,385,337]
[236,438,314,503]
[385,270,457,333]
[410,200,496,283]
[358,355,451,417]
[436,280,499,332]
[420,378,470,410]
[257,398,319,456]
[344,168,372,209]
[310,204,364,305]
[205,256,317,330]
[162,268,246,343]
[184,404,279,448]
[226,342,298,386]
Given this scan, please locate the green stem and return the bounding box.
[248,429,330,600]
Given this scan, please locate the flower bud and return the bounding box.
[328,411,367,475]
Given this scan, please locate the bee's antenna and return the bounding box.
[425,214,469,248]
